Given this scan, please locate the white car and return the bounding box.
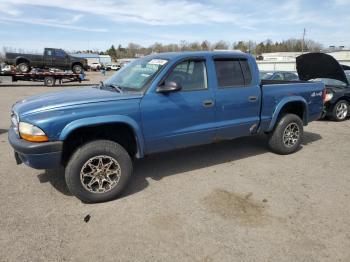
[110,64,121,71]
[0,64,12,72]
[89,62,101,71]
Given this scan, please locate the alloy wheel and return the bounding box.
[80,155,121,193]
[283,123,300,147]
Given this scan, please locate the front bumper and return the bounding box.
[8,128,63,170]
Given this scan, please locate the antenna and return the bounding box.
[301,28,306,54]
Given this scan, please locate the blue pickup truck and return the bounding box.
[9,51,325,202]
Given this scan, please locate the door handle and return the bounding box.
[203,100,214,108]
[248,96,257,102]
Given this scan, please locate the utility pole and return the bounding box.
[301,28,306,54]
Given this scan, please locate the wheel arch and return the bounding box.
[60,116,145,162]
[15,57,30,66]
[267,97,308,132]
[333,96,350,105]
[71,62,83,69]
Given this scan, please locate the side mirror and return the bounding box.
[156,81,182,93]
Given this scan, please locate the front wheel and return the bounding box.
[331,100,348,121]
[268,114,304,155]
[65,140,132,203]
[72,64,83,74]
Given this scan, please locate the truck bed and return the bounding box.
[260,80,325,131]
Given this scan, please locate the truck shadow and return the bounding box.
[37,131,322,199]
[123,131,322,198]
[0,129,8,135]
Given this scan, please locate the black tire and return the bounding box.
[17,62,30,73]
[65,140,132,203]
[268,114,303,155]
[44,76,55,87]
[331,100,348,121]
[72,64,83,74]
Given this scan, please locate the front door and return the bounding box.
[141,58,216,154]
[53,49,68,69]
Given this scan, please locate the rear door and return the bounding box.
[213,58,261,139]
[141,58,216,154]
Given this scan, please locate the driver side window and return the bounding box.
[165,60,208,91]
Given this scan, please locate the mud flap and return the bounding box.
[14,152,22,165]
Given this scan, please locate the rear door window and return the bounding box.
[214,59,252,87]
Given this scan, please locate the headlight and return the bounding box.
[19,122,49,142]
[11,111,19,134]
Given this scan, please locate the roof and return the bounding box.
[146,50,250,60]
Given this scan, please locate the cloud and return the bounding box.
[334,0,350,5]
[0,2,22,16]
[0,1,106,32]
[0,0,257,27]
[0,16,107,32]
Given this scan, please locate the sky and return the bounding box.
[0,0,349,53]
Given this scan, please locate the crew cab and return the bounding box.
[5,48,88,74]
[297,53,350,121]
[8,51,325,203]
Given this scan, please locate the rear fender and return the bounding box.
[267,96,308,132]
[59,115,145,158]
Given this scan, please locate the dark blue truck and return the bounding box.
[8,51,325,202]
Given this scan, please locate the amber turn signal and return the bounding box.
[20,133,49,142]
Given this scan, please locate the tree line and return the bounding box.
[1,38,324,62]
[93,38,323,61]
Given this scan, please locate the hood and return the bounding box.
[13,87,143,116]
[296,53,349,85]
[342,64,350,71]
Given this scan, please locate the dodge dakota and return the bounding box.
[8,51,325,202]
[5,48,87,74]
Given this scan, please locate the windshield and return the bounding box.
[104,57,168,91]
[310,78,348,87]
[345,71,350,84]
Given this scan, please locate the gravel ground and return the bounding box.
[1,72,350,261]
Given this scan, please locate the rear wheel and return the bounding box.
[331,100,348,121]
[268,114,303,155]
[17,62,30,73]
[65,140,132,203]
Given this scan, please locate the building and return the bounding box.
[71,53,112,66]
[99,55,112,66]
[257,50,350,71]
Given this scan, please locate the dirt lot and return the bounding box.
[1,72,350,261]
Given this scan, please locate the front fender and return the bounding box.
[59,115,145,158]
[267,96,308,132]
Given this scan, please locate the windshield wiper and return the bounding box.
[108,84,123,93]
[99,81,123,93]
